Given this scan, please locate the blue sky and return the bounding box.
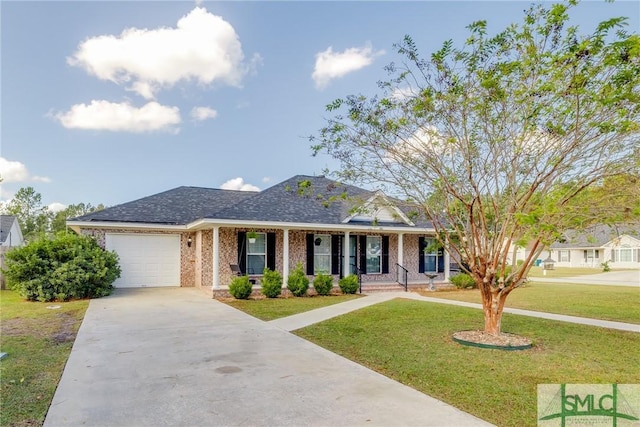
[1,1,638,211]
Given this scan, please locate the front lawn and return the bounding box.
[526,266,607,277]
[426,282,640,324]
[224,294,362,321]
[0,290,89,427]
[295,299,640,427]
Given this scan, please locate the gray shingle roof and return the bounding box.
[70,175,435,228]
[551,224,640,248]
[208,175,372,224]
[73,186,257,225]
[0,215,18,244]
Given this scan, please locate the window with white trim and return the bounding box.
[365,236,382,274]
[313,234,331,274]
[617,248,634,262]
[246,233,266,274]
[558,250,570,263]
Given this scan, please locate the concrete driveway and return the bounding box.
[529,269,640,287]
[44,288,491,427]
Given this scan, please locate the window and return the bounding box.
[618,248,634,262]
[365,236,382,274]
[313,234,331,274]
[559,250,570,262]
[246,233,266,274]
[423,238,440,273]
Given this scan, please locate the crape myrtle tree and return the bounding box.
[311,1,640,335]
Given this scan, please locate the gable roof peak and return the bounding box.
[342,191,415,226]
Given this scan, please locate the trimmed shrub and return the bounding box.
[3,232,120,302]
[261,268,283,298]
[339,274,359,294]
[229,275,253,299]
[313,273,333,296]
[449,273,476,289]
[287,263,309,297]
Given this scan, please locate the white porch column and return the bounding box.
[444,243,451,281]
[283,228,290,287]
[397,233,404,268]
[195,230,203,287]
[343,231,350,277]
[212,226,220,290]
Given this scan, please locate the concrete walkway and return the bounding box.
[45,288,492,427]
[270,292,640,333]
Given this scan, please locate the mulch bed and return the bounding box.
[453,330,533,348]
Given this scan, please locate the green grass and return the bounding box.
[426,282,640,324]
[224,294,362,321]
[295,299,640,427]
[526,266,608,278]
[0,290,89,427]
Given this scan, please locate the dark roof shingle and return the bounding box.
[73,186,256,225]
[551,224,640,248]
[70,175,435,228]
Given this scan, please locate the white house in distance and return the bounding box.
[549,224,640,269]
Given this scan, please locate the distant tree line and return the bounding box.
[0,186,104,241]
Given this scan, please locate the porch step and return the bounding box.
[361,283,408,293]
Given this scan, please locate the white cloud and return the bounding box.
[0,157,51,184]
[220,177,259,192]
[52,100,181,133]
[391,86,418,100]
[190,106,218,121]
[48,202,68,213]
[384,126,450,164]
[312,43,384,90]
[68,7,257,99]
[261,176,271,183]
[0,187,14,201]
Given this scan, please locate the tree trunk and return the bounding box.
[481,288,509,335]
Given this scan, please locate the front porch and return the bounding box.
[187,226,452,291]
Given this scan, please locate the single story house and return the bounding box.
[67,175,451,291]
[549,224,640,269]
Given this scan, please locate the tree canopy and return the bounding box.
[0,187,104,241]
[312,1,639,334]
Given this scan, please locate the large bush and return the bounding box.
[3,232,120,302]
[338,274,359,294]
[229,275,253,299]
[287,263,309,297]
[449,273,477,289]
[313,273,333,296]
[261,268,283,298]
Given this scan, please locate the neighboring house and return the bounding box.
[0,215,24,248]
[1,215,25,289]
[550,224,640,269]
[67,175,451,290]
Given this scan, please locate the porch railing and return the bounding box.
[396,263,408,292]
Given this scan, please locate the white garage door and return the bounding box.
[106,233,180,288]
